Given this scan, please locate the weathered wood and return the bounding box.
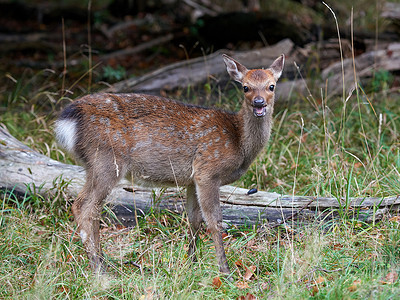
[382,2,400,21]
[321,42,400,97]
[0,125,396,226]
[95,33,175,63]
[219,185,400,209]
[104,39,295,96]
[104,39,400,102]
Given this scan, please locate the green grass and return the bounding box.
[2,69,400,298]
[2,79,400,298]
[2,189,400,299]
[240,91,400,199]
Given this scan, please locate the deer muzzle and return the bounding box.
[252,96,266,117]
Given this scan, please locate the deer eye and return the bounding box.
[243,86,249,93]
[269,85,275,92]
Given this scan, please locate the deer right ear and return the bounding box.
[222,54,248,83]
[269,54,285,81]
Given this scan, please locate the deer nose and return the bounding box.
[253,96,265,107]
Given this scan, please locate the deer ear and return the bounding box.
[222,54,249,83]
[269,54,285,81]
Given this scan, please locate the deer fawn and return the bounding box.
[55,54,284,276]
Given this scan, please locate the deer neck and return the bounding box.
[238,105,273,165]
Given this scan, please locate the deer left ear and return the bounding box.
[222,54,249,83]
[269,54,285,81]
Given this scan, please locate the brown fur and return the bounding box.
[55,54,284,276]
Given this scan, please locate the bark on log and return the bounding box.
[104,39,400,102]
[321,42,400,97]
[1,125,398,227]
[104,39,295,97]
[382,2,400,21]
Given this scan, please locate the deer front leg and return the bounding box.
[185,184,204,261]
[195,178,230,275]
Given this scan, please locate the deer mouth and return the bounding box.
[253,106,266,117]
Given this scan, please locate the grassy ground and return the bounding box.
[1,25,400,299]
[1,71,400,298]
[2,187,400,299]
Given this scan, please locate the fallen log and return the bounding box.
[321,42,400,97]
[104,39,400,102]
[1,125,397,227]
[382,2,400,21]
[13,33,175,70]
[104,38,296,96]
[99,33,174,62]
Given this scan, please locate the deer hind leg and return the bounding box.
[185,184,204,261]
[72,159,125,274]
[194,178,230,275]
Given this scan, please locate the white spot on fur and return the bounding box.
[80,230,88,243]
[114,156,120,177]
[190,167,195,179]
[55,119,77,153]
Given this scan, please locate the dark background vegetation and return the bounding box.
[1,0,398,94]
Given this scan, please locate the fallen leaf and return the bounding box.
[389,216,400,222]
[260,282,269,290]
[354,162,363,169]
[348,285,357,292]
[244,265,257,281]
[301,132,309,143]
[237,292,257,300]
[311,285,319,296]
[236,281,250,289]
[333,243,343,250]
[246,239,255,248]
[139,287,154,300]
[152,242,162,250]
[235,260,244,268]
[115,224,125,230]
[235,267,243,277]
[310,276,325,295]
[380,271,398,285]
[59,285,69,294]
[274,178,287,187]
[315,276,325,285]
[212,276,222,289]
[348,279,361,292]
